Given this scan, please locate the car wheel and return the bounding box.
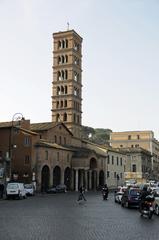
[155,205,159,216]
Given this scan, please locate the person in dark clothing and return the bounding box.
[139,185,150,211]
[0,183,4,199]
[77,186,87,201]
[102,184,109,200]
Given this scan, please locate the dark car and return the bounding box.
[46,184,67,194]
[121,188,141,208]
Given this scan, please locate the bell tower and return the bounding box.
[52,30,83,138]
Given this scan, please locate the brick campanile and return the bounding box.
[51,30,83,138]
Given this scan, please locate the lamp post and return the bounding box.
[9,113,24,181]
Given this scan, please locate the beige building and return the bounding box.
[106,148,126,188]
[110,131,159,180]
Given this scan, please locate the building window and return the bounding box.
[128,135,131,140]
[137,135,140,140]
[132,164,136,172]
[24,137,30,146]
[120,145,123,147]
[112,156,114,165]
[107,171,110,178]
[114,172,116,178]
[59,136,62,144]
[120,158,122,166]
[24,155,30,165]
[117,157,119,165]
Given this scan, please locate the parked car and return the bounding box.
[24,184,35,196]
[121,188,141,208]
[46,184,67,194]
[46,187,57,194]
[6,182,26,200]
[114,191,124,204]
[56,184,67,193]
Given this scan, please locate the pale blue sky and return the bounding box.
[0,0,159,138]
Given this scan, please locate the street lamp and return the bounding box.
[8,113,24,181]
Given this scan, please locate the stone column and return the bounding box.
[75,169,79,191]
[61,168,64,184]
[71,169,74,190]
[89,170,92,190]
[96,170,99,188]
[84,170,88,191]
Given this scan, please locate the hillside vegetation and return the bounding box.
[81,126,112,145]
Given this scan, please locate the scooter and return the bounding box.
[140,195,155,219]
[102,191,108,200]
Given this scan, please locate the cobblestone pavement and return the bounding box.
[0,192,159,240]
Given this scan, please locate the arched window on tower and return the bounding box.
[58,71,61,81]
[64,100,67,107]
[61,70,64,80]
[58,56,62,64]
[57,86,60,95]
[62,55,65,63]
[65,55,68,63]
[63,113,67,122]
[65,39,68,48]
[61,101,63,108]
[62,40,65,48]
[56,101,59,108]
[61,86,64,95]
[65,86,67,94]
[58,40,62,49]
[56,114,60,122]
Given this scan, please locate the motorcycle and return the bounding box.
[102,191,108,200]
[139,195,155,219]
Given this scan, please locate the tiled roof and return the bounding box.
[0,121,12,128]
[35,140,72,151]
[30,122,57,131]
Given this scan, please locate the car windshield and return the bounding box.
[7,183,18,189]
[130,189,140,196]
[24,184,33,189]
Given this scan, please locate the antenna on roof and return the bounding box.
[67,22,70,31]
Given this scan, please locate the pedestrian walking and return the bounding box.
[77,186,87,202]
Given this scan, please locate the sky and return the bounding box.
[0,0,159,138]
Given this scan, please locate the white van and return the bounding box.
[6,182,26,199]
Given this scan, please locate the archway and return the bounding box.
[99,170,105,187]
[41,165,50,192]
[91,170,97,190]
[64,167,71,190]
[53,166,61,186]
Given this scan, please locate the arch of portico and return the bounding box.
[53,165,61,186]
[73,157,102,191]
[64,167,71,190]
[41,165,50,192]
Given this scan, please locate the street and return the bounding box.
[0,192,159,240]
